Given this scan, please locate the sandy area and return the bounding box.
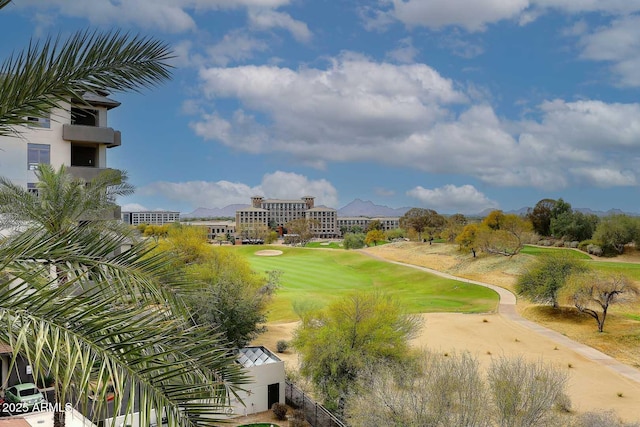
[255,314,640,422]
[254,249,283,256]
[252,243,640,422]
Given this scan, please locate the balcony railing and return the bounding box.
[63,124,121,147]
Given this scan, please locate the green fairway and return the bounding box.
[588,260,640,281]
[521,245,592,259]
[232,246,499,322]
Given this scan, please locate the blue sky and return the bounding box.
[2,0,640,215]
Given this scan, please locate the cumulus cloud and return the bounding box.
[386,38,419,63]
[248,8,312,42]
[189,54,640,191]
[578,15,640,87]
[380,0,529,32]
[206,30,270,66]
[407,184,499,214]
[138,172,338,209]
[367,0,640,33]
[13,0,295,33]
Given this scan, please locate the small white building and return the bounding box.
[228,346,285,417]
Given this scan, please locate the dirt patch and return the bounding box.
[254,314,640,423]
[254,250,283,256]
[253,242,640,422]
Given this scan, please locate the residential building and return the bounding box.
[121,210,180,226]
[182,220,236,241]
[0,91,123,221]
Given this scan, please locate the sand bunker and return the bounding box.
[255,249,283,256]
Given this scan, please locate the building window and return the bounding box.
[27,115,51,129]
[27,143,50,170]
[27,183,38,195]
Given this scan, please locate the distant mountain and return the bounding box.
[338,199,411,217]
[183,204,249,219]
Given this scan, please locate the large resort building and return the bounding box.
[121,210,181,226]
[236,196,340,238]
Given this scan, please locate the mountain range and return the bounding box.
[182,199,636,219]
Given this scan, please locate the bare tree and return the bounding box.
[564,272,640,332]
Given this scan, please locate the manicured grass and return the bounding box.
[304,241,344,249]
[520,245,592,259]
[587,260,640,281]
[232,246,499,322]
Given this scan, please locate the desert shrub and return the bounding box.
[538,239,553,246]
[572,410,640,427]
[343,232,366,250]
[271,402,288,420]
[555,240,566,247]
[586,244,603,256]
[578,239,599,252]
[289,409,306,427]
[564,241,579,248]
[487,356,568,427]
[555,392,572,413]
[277,340,290,353]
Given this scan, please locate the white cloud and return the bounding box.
[14,0,295,33]
[383,0,529,32]
[206,30,270,66]
[248,9,312,42]
[570,167,637,187]
[578,15,640,87]
[531,0,640,15]
[138,172,338,208]
[369,0,640,33]
[386,38,419,63]
[260,172,339,207]
[190,55,640,192]
[121,203,148,212]
[407,184,499,214]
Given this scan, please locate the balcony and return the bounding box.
[63,124,121,148]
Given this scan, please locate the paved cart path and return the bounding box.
[361,253,640,384]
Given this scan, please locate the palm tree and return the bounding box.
[0,4,249,425]
[0,163,134,234]
[0,225,248,427]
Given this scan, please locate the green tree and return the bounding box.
[292,292,421,412]
[477,213,532,257]
[0,164,132,235]
[365,219,383,232]
[551,210,599,242]
[592,215,640,255]
[527,199,556,236]
[365,229,386,246]
[455,223,479,251]
[343,232,366,249]
[515,253,589,308]
[442,213,467,242]
[400,208,446,241]
[563,271,640,332]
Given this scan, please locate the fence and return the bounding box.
[285,380,346,427]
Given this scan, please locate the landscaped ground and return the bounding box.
[246,241,640,423]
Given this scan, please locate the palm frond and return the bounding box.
[0,29,173,135]
[0,228,249,426]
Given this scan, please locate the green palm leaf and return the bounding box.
[0,228,249,426]
[0,28,172,135]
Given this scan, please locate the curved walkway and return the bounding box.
[365,254,640,384]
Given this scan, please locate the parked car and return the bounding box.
[5,383,45,411]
